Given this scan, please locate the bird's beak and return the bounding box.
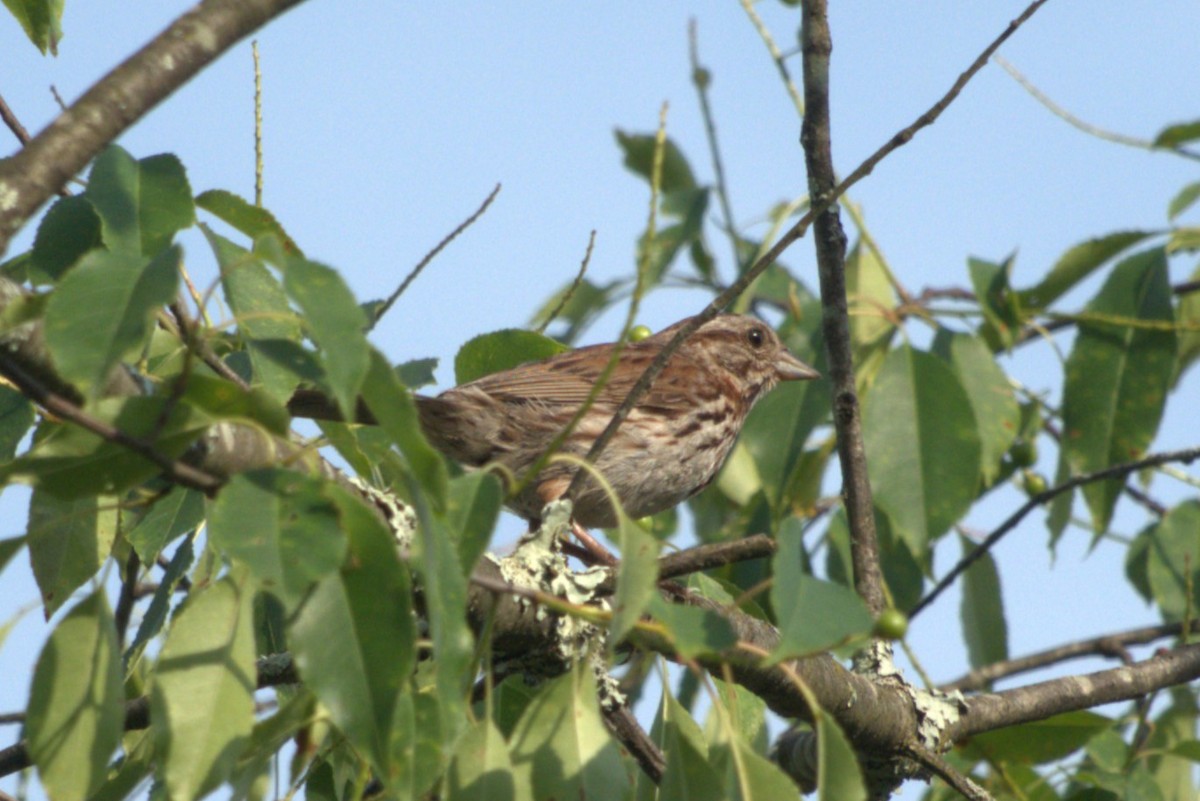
[776,351,821,381]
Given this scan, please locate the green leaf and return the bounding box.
[610,513,660,648]
[654,693,723,801]
[529,277,618,343]
[1168,181,1200,221]
[126,486,205,563]
[397,357,439,390]
[30,195,103,283]
[0,535,23,575]
[933,330,1019,485]
[2,0,63,53]
[288,501,414,774]
[127,536,194,668]
[710,737,801,801]
[453,328,570,385]
[180,373,291,435]
[43,245,181,397]
[1155,119,1200,148]
[152,575,256,801]
[204,226,303,402]
[1018,230,1156,310]
[196,189,300,254]
[445,471,503,575]
[0,383,34,461]
[445,717,524,801]
[85,147,195,257]
[1143,501,1200,620]
[26,591,123,800]
[771,528,872,660]
[1062,248,1176,531]
[279,253,370,420]
[1173,262,1200,386]
[27,489,116,614]
[863,346,982,553]
[969,256,1019,349]
[965,711,1112,764]
[646,594,736,659]
[509,667,629,801]
[846,240,897,352]
[614,129,697,193]
[817,715,867,801]
[361,347,448,506]
[208,470,348,605]
[959,535,1008,670]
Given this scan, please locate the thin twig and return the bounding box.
[912,445,1200,618]
[0,92,32,145]
[689,20,738,280]
[252,41,264,206]
[943,620,1200,693]
[112,550,140,647]
[0,352,223,494]
[994,54,1200,162]
[567,0,1051,509]
[907,742,994,801]
[369,183,501,328]
[535,230,595,335]
[168,300,250,390]
[737,0,804,117]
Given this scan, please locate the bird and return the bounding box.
[414,314,820,530]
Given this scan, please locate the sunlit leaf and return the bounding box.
[152,575,256,801]
[27,489,115,615]
[1018,231,1156,310]
[454,328,569,385]
[196,189,300,254]
[964,711,1112,765]
[27,591,123,800]
[1062,248,1175,531]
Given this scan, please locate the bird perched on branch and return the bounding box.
[414,314,820,529]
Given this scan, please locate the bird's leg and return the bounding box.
[536,477,618,566]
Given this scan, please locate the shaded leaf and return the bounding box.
[43,245,180,397]
[1155,120,1200,148]
[0,383,34,461]
[278,252,370,420]
[85,146,194,257]
[27,489,115,615]
[1173,262,1200,386]
[510,667,629,801]
[196,189,300,254]
[397,357,439,390]
[817,715,867,801]
[27,591,123,800]
[454,328,570,385]
[959,535,1008,670]
[445,471,503,575]
[289,501,414,774]
[361,347,448,506]
[614,129,697,193]
[1018,231,1157,310]
[969,256,1019,349]
[126,486,204,563]
[965,711,1112,765]
[445,717,524,801]
[647,594,736,658]
[208,470,348,605]
[771,528,872,660]
[933,330,1019,485]
[127,536,194,668]
[180,373,291,435]
[863,346,982,553]
[1168,181,1200,221]
[204,227,303,402]
[1143,501,1200,620]
[611,513,660,648]
[30,195,102,283]
[1062,248,1176,531]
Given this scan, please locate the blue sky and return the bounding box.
[3,2,1200,798]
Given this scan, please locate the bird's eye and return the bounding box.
[747,327,765,348]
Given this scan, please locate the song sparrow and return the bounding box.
[415,314,819,529]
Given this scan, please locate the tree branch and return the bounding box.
[799,0,884,615]
[943,620,1200,693]
[0,0,310,255]
[952,643,1200,739]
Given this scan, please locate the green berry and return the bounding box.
[629,325,652,342]
[873,608,908,641]
[1009,438,1038,467]
[1021,470,1047,496]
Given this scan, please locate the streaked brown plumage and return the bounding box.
[415,314,819,528]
